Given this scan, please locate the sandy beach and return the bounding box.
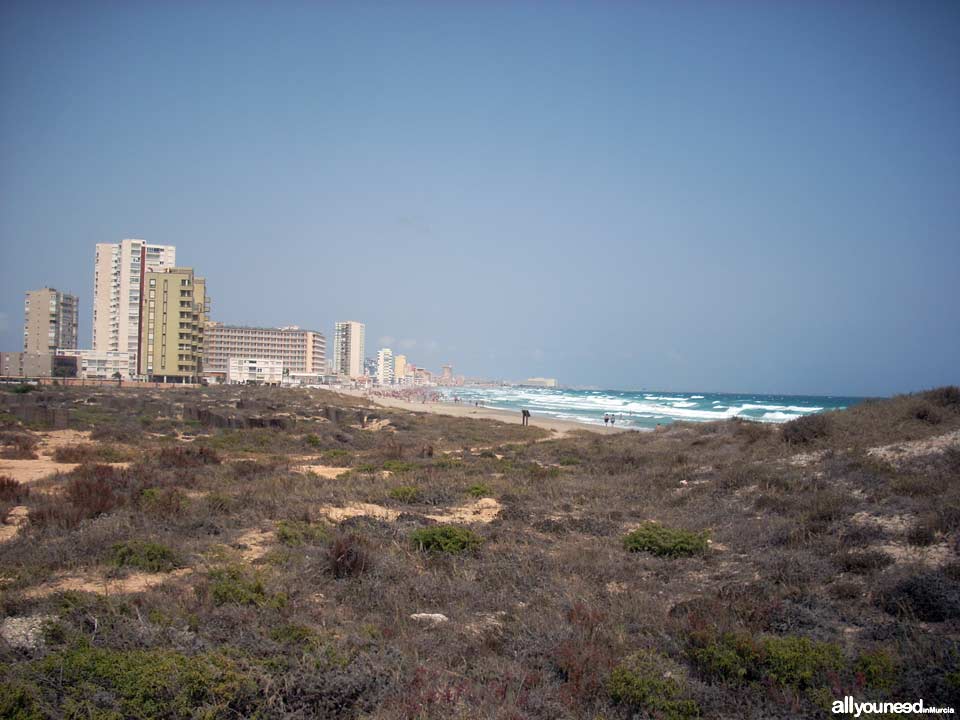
[337,390,620,437]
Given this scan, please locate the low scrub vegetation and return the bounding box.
[623,522,709,558]
[411,525,484,554]
[1,384,958,719]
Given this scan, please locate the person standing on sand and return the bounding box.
[521,409,530,426]
[611,415,616,427]
[604,414,609,426]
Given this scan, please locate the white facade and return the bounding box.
[333,321,365,378]
[376,348,394,385]
[57,349,133,380]
[93,240,176,373]
[227,357,283,385]
[524,377,558,388]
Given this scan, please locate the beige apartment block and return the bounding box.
[138,267,208,383]
[23,288,78,354]
[93,240,176,371]
[203,324,326,383]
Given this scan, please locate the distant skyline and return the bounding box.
[2,1,958,397]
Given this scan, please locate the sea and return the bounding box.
[438,386,866,431]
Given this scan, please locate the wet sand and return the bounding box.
[338,391,623,437]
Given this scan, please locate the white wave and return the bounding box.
[643,395,689,402]
[762,411,802,422]
[671,401,698,408]
[690,395,705,399]
[738,403,823,413]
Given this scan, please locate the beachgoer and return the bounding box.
[604,414,609,426]
[521,409,530,426]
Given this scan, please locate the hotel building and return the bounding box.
[93,239,176,374]
[333,321,365,378]
[23,288,79,354]
[138,267,208,383]
[203,324,326,383]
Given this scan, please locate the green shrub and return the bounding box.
[389,485,421,503]
[782,414,831,444]
[275,520,329,546]
[383,460,417,474]
[0,681,43,720]
[269,623,315,646]
[207,566,277,607]
[689,632,760,685]
[761,635,843,689]
[305,434,322,448]
[854,649,897,691]
[559,456,581,466]
[623,522,709,558]
[111,540,181,572]
[608,650,700,719]
[411,525,484,554]
[28,641,256,719]
[467,483,490,498]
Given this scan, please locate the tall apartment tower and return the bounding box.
[376,348,394,385]
[138,267,208,383]
[333,321,365,378]
[393,354,407,383]
[93,240,176,369]
[23,288,79,354]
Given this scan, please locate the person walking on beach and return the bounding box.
[521,409,530,426]
[611,415,616,427]
[604,414,609,426]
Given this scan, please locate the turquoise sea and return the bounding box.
[439,386,866,430]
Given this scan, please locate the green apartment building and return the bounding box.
[138,267,208,383]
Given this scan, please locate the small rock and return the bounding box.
[1,614,54,650]
[410,613,449,625]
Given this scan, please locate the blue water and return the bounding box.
[439,386,866,430]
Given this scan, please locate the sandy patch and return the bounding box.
[787,450,828,468]
[0,430,133,484]
[295,465,349,480]
[234,527,274,561]
[363,418,394,432]
[868,429,960,464]
[426,498,501,524]
[319,498,502,524]
[0,505,29,543]
[850,511,913,534]
[322,503,401,522]
[23,568,192,599]
[876,542,953,567]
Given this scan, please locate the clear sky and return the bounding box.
[1,1,958,397]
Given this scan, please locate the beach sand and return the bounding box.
[338,390,622,437]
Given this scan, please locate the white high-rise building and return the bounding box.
[92,240,176,373]
[333,321,365,378]
[376,348,394,385]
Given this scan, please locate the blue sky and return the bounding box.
[1,1,958,396]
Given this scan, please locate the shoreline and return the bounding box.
[337,390,624,436]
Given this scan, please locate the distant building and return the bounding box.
[440,364,454,385]
[393,354,407,382]
[363,356,377,378]
[203,324,326,384]
[227,357,283,385]
[138,267,208,383]
[24,288,79,354]
[57,349,132,380]
[93,239,177,373]
[376,348,394,385]
[523,377,558,388]
[0,352,55,378]
[333,321,365,378]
